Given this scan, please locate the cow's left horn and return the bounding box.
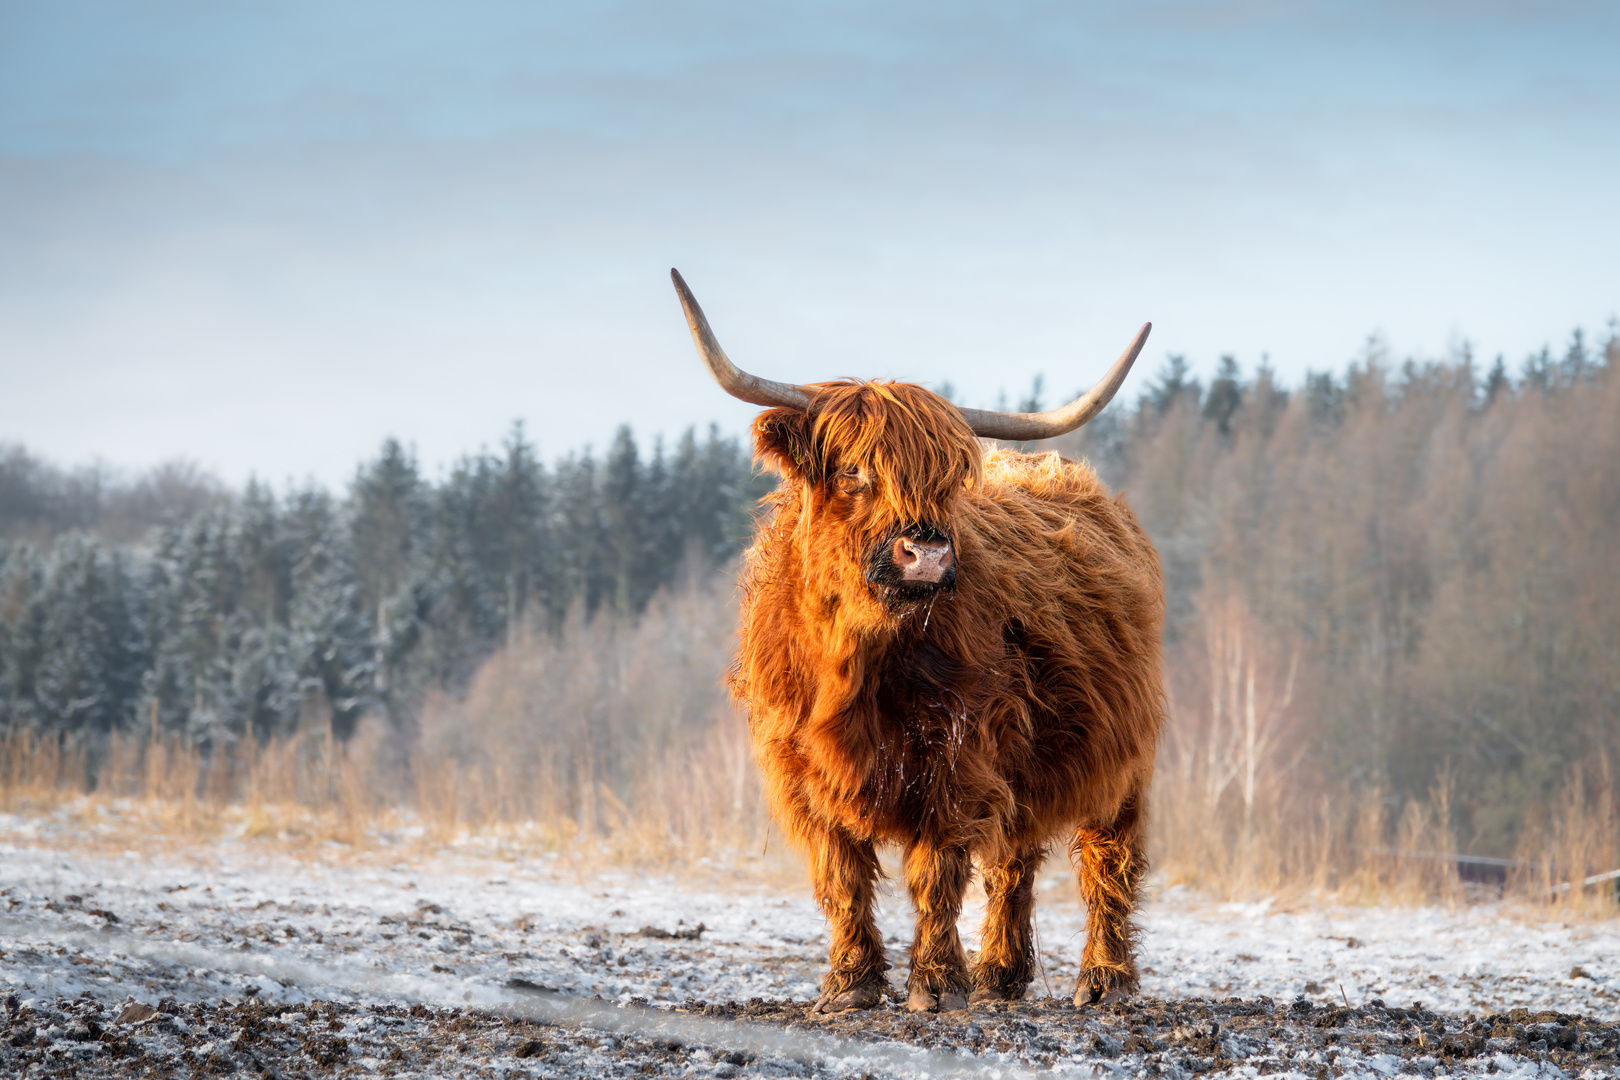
[955,323,1153,441]
[671,269,812,410]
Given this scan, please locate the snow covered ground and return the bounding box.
[1,822,1617,1077]
[2,834,1614,1018]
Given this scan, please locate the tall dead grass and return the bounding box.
[1,726,88,811]
[406,583,774,863]
[2,719,393,846]
[1149,593,1619,914]
[1512,758,1620,914]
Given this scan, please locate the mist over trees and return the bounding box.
[1,327,1616,855]
[0,446,227,545]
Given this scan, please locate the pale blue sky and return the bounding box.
[2,1,1616,485]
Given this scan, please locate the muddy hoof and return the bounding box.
[812,982,883,1013]
[907,985,968,1012]
[1073,970,1134,1008]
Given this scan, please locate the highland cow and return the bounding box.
[671,269,1164,1013]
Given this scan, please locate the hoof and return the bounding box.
[812,982,884,1013]
[970,984,1030,1006]
[907,985,968,1012]
[1073,969,1134,1008]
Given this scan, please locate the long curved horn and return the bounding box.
[671,269,811,410]
[954,322,1152,441]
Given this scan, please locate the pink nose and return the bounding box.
[893,536,953,583]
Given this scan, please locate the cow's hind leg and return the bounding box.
[903,840,973,1012]
[1070,792,1147,1006]
[970,845,1044,1004]
[808,828,888,1013]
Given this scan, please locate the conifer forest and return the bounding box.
[0,425,770,747]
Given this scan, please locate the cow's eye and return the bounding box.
[836,463,867,493]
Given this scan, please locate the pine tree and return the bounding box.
[1146,355,1200,415]
[1304,370,1344,425]
[0,542,47,731]
[1483,355,1510,407]
[349,439,430,714]
[1202,355,1243,436]
[30,535,146,741]
[1521,346,1554,390]
[601,426,646,619]
[550,448,604,622]
[285,487,374,740]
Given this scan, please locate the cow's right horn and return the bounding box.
[672,269,812,410]
[953,322,1152,442]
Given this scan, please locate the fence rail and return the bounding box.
[1359,848,1620,893]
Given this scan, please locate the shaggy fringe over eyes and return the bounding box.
[753,381,982,526]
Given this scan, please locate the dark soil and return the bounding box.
[4,987,1616,1078]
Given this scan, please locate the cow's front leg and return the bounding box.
[807,827,887,1012]
[1070,791,1147,1006]
[903,839,972,1012]
[971,845,1043,1004]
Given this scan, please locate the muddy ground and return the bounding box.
[4,986,1617,1079]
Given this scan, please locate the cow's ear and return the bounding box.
[753,409,820,482]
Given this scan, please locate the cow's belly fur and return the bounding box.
[759,657,1152,858]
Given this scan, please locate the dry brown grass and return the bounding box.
[1,727,88,812]
[5,711,1614,915]
[4,725,384,847]
[1511,758,1620,917]
[1147,593,1619,915]
[404,584,777,866]
[0,718,792,884]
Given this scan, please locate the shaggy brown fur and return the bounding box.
[733,380,1164,1012]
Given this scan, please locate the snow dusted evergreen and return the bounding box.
[0,424,768,749]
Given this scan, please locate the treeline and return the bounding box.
[0,425,770,748]
[1051,330,1620,853]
